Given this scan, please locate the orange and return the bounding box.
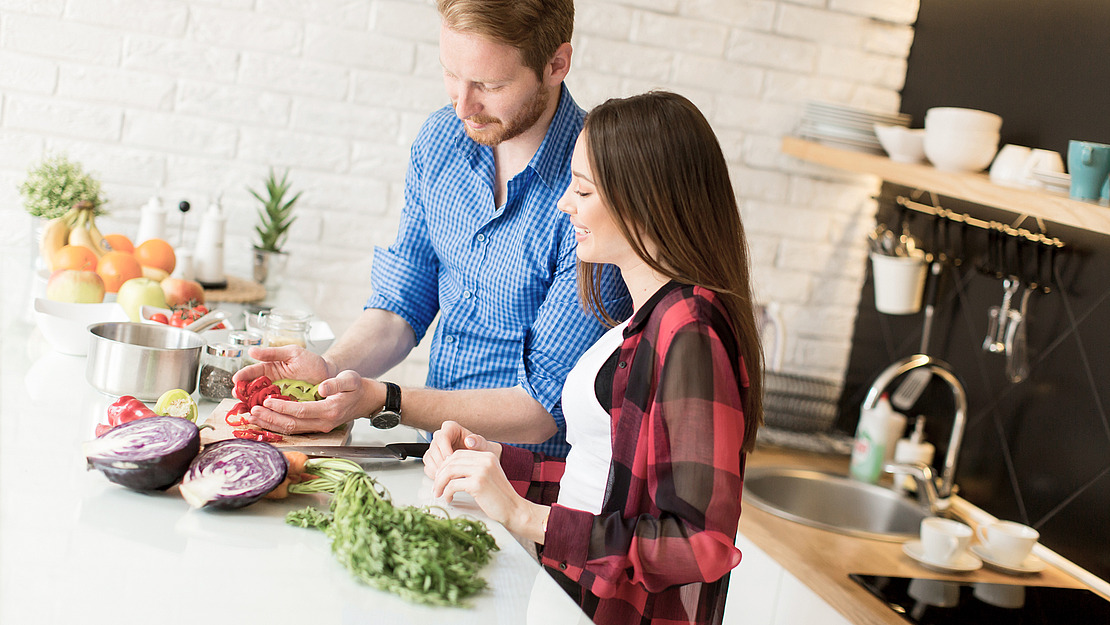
[53,245,98,271]
[104,233,134,254]
[96,251,143,293]
[134,238,176,274]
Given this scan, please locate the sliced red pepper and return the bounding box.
[234,379,250,402]
[233,428,283,443]
[95,423,113,437]
[106,396,158,426]
[245,376,272,398]
[225,402,249,427]
[248,384,281,409]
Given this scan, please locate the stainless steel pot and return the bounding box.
[86,322,206,400]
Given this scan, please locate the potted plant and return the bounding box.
[20,154,107,270]
[248,167,302,286]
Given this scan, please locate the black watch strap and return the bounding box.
[382,381,401,414]
[369,382,402,429]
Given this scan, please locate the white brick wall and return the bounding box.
[0,0,919,383]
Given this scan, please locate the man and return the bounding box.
[235,0,629,457]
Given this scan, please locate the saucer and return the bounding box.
[903,540,982,573]
[970,544,1047,575]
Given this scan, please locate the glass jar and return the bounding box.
[260,308,312,348]
[198,342,243,401]
[228,330,263,365]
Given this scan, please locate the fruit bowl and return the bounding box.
[33,298,129,356]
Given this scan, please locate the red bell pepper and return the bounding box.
[233,429,283,443]
[106,396,158,426]
[225,402,249,427]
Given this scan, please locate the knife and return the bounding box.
[280,442,430,461]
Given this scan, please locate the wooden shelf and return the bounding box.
[782,136,1110,237]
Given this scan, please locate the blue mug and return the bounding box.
[1067,140,1110,201]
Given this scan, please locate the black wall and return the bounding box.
[838,1,1110,582]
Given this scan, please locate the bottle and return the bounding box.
[261,308,312,348]
[850,393,905,483]
[194,199,226,288]
[198,342,243,401]
[135,196,167,245]
[893,415,936,493]
[228,330,264,365]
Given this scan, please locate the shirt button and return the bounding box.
[559,562,568,571]
[445,336,456,344]
[476,233,486,242]
[463,290,472,299]
[618,361,627,368]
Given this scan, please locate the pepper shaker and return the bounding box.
[198,342,243,401]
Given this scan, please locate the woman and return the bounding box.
[424,91,764,625]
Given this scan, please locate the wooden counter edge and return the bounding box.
[738,445,1106,625]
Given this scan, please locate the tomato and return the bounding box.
[169,315,188,327]
[193,305,209,315]
[149,313,169,324]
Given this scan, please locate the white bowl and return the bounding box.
[874,125,926,163]
[33,298,129,356]
[925,107,1003,133]
[924,129,1000,173]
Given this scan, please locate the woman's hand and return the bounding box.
[430,442,547,544]
[243,370,377,435]
[423,420,501,479]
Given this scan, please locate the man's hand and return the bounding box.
[243,370,381,435]
[233,345,333,388]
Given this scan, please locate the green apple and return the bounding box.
[45,269,105,303]
[117,277,168,322]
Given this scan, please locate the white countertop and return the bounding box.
[0,264,591,624]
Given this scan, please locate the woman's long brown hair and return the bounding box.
[578,91,764,452]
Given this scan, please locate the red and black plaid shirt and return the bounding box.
[500,281,750,625]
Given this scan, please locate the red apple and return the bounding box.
[161,277,205,308]
[117,277,168,322]
[45,269,106,303]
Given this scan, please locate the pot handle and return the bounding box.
[186,310,229,333]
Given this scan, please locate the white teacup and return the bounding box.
[920,517,972,564]
[977,521,1039,567]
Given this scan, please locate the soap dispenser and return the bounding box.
[194,198,227,289]
[892,415,935,493]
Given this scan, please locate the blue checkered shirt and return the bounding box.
[367,84,630,457]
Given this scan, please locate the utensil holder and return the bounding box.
[871,253,927,314]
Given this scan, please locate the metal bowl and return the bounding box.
[86,322,205,400]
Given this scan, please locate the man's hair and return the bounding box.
[437,0,574,79]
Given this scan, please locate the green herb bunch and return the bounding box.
[248,167,302,253]
[20,154,106,219]
[287,473,499,606]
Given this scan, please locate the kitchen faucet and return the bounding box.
[861,354,968,514]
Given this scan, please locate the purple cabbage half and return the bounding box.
[83,416,201,491]
[179,439,288,510]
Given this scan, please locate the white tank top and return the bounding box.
[555,319,629,515]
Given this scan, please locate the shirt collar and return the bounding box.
[623,280,687,337]
[453,83,583,189]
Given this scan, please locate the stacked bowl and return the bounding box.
[924,107,1002,173]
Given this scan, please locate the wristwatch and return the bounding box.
[369,381,401,429]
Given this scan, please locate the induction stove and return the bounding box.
[850,574,1110,624]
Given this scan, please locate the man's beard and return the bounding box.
[461,87,550,146]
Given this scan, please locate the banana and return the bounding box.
[141,265,169,281]
[67,209,101,255]
[39,215,71,271]
[84,213,112,255]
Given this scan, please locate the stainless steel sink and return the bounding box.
[743,466,928,542]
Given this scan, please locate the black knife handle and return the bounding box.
[386,442,431,459]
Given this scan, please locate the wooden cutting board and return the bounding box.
[200,398,351,447]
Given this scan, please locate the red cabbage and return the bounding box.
[180,439,288,509]
[83,416,201,491]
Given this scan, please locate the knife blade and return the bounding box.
[281,442,430,461]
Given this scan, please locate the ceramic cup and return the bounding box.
[920,517,973,564]
[1067,140,1110,200]
[870,252,927,315]
[976,520,1039,567]
[989,144,1032,186]
[973,583,1026,609]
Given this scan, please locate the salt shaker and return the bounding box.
[228,330,264,365]
[199,342,243,401]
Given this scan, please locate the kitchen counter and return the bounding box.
[738,446,1109,625]
[0,268,590,624]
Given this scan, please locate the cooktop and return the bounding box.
[850,574,1110,624]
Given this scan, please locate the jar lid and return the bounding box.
[206,342,243,358]
[228,330,263,347]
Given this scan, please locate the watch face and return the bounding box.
[372,410,401,430]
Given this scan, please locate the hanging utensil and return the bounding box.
[892,217,944,411]
[983,277,1020,353]
[1005,285,1034,383]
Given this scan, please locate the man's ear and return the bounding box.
[545,42,573,85]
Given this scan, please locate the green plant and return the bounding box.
[20,154,106,219]
[248,167,302,253]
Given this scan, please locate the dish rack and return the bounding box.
[762,371,842,433]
